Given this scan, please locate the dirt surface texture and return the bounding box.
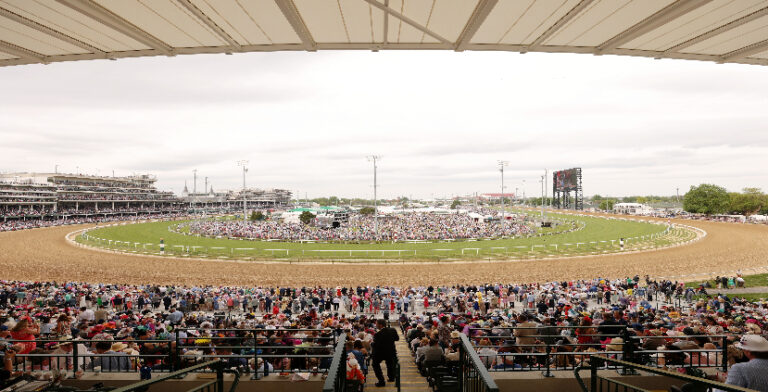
[0,216,766,287]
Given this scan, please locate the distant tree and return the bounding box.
[730,188,766,216]
[451,199,461,209]
[299,211,315,225]
[683,184,730,215]
[359,207,375,215]
[249,211,265,221]
[592,195,603,201]
[636,196,648,204]
[599,200,616,211]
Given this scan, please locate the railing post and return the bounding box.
[721,336,728,373]
[252,330,260,380]
[174,332,181,372]
[458,340,465,391]
[590,359,597,392]
[216,362,224,392]
[543,343,553,377]
[70,340,79,379]
[620,329,636,375]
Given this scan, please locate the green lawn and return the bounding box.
[686,273,768,288]
[79,212,673,260]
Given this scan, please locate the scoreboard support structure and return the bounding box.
[553,168,583,210]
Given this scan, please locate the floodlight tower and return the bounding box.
[540,173,546,219]
[522,179,526,206]
[237,160,248,222]
[367,155,381,238]
[193,169,197,195]
[497,160,509,221]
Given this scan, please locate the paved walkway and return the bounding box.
[374,328,430,392]
[706,286,768,294]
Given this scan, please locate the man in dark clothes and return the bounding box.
[371,319,399,387]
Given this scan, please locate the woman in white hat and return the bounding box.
[718,335,768,391]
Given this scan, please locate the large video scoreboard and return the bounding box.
[554,168,579,191]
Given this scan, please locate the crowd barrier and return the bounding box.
[574,355,754,392]
[6,328,343,380]
[464,326,730,376]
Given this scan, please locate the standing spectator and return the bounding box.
[371,319,398,387]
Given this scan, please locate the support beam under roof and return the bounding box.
[362,0,451,45]
[0,40,45,62]
[666,6,768,53]
[176,0,241,52]
[455,0,498,51]
[382,0,389,45]
[722,38,768,61]
[528,0,595,50]
[0,6,105,55]
[596,0,714,54]
[274,0,316,51]
[55,0,173,55]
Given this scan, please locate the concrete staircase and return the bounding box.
[373,328,431,392]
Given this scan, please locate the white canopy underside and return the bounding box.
[1,0,768,67]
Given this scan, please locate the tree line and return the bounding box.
[683,184,767,216]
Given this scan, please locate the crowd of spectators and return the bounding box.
[0,211,188,233]
[57,193,176,201]
[189,212,535,242]
[0,275,764,387]
[0,208,55,218]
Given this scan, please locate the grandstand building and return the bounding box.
[0,180,57,220]
[0,172,182,221]
[181,187,292,211]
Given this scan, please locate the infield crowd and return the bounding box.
[188,212,535,242]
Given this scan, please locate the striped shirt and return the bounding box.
[720,358,768,392]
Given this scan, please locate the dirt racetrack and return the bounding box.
[0,217,766,287]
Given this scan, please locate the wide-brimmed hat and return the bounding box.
[606,337,624,351]
[110,342,128,352]
[735,335,768,352]
[450,331,461,339]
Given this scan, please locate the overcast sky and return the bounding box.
[0,51,766,199]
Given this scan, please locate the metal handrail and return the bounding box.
[109,360,235,392]
[575,355,756,392]
[459,333,499,392]
[322,333,348,392]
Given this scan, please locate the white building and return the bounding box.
[614,203,654,215]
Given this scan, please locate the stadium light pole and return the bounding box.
[193,169,197,195]
[367,155,380,238]
[544,169,549,209]
[540,172,546,220]
[522,179,526,206]
[497,161,509,221]
[237,160,248,223]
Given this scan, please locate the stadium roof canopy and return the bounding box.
[1,0,768,68]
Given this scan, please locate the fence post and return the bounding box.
[620,329,637,375]
[543,343,553,377]
[252,331,260,380]
[216,362,224,392]
[174,333,181,372]
[721,336,728,373]
[590,359,597,392]
[70,340,79,379]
